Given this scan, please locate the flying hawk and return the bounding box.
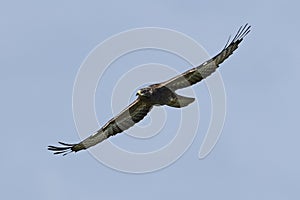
[48,24,251,155]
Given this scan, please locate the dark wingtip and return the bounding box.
[224,24,251,49]
[233,24,251,43]
[48,141,75,156]
[212,24,251,65]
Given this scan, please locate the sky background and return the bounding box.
[1,0,300,199]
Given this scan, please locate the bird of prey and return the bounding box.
[48,24,251,155]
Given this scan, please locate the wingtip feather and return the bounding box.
[223,24,251,50]
[48,141,75,155]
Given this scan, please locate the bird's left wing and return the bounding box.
[48,98,153,155]
[161,24,250,91]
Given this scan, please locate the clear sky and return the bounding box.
[1,0,300,199]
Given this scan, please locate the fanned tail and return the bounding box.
[166,93,195,108]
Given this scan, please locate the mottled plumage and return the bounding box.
[48,24,250,155]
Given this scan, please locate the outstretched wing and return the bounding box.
[48,98,153,155]
[161,24,251,91]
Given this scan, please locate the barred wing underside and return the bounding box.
[48,98,153,155]
[162,24,250,91]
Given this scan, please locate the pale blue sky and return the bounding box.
[1,0,300,199]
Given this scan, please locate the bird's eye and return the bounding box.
[145,88,152,94]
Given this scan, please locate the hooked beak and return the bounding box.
[136,90,141,96]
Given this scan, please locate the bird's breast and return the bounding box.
[150,87,175,105]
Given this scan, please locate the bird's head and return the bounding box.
[136,87,153,98]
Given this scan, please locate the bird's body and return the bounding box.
[138,84,195,107]
[48,24,251,155]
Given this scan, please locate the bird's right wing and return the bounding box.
[161,24,251,91]
[48,98,153,155]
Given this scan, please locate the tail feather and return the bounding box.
[167,93,195,108]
